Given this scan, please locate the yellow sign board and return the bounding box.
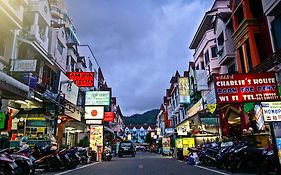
[207,104,217,114]
[183,138,195,156]
[175,138,183,148]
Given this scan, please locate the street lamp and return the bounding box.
[53,80,74,137]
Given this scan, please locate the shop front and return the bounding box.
[9,105,52,148]
[215,72,280,147]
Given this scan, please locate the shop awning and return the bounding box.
[64,120,86,132]
[0,71,29,99]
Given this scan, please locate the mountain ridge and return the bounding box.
[124,109,160,125]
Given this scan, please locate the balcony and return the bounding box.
[50,5,63,19]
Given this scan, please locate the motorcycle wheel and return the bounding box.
[13,167,24,175]
[229,160,240,173]
[15,161,30,175]
[215,161,223,169]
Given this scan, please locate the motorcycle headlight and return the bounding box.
[267,150,274,155]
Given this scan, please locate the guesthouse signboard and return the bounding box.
[214,72,279,105]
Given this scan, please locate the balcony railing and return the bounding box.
[251,49,281,73]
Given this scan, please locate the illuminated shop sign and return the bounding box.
[103,112,114,122]
[85,106,104,120]
[214,72,280,104]
[67,72,94,87]
[85,91,110,106]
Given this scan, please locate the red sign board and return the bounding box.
[214,72,280,105]
[67,72,94,87]
[104,112,115,122]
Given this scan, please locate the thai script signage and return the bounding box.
[67,72,94,87]
[261,101,281,122]
[11,59,37,72]
[215,72,280,105]
[178,77,190,104]
[85,91,110,106]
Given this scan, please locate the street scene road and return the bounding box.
[46,152,244,175]
[1,0,281,175]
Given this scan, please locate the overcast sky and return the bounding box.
[66,0,213,116]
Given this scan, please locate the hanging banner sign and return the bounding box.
[178,77,190,104]
[85,106,104,120]
[261,101,281,122]
[103,112,115,122]
[215,72,280,104]
[67,72,94,87]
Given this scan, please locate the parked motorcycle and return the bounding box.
[215,141,234,169]
[198,142,220,166]
[260,145,279,174]
[0,149,23,175]
[227,141,264,173]
[30,144,64,172]
[103,146,112,161]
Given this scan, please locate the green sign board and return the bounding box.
[0,112,6,129]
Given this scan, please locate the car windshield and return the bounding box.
[120,142,132,147]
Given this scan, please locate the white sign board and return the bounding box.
[262,101,281,122]
[85,91,110,106]
[85,106,104,120]
[59,72,79,105]
[11,59,37,72]
[86,120,103,125]
[196,70,208,90]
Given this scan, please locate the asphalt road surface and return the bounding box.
[46,152,249,175]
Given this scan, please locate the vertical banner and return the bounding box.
[196,70,208,90]
[178,77,190,104]
[162,137,171,155]
[89,125,103,152]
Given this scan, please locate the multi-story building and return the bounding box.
[125,124,156,143]
[0,0,31,135]
[261,0,281,82]
[231,0,273,74]
[188,0,234,140]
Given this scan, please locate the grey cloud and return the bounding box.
[66,0,213,115]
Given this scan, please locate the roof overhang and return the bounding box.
[189,10,217,49]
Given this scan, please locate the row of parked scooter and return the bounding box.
[188,139,279,174]
[0,144,95,175]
